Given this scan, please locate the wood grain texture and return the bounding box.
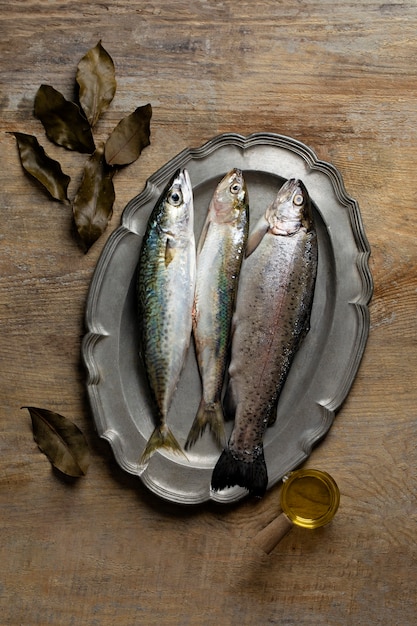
[1,1,416,624]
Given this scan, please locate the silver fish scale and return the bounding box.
[140,245,194,419]
[194,220,247,401]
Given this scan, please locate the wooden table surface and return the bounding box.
[1,2,416,624]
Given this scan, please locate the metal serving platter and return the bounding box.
[82,132,372,505]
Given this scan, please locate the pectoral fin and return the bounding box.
[165,238,176,266]
[245,216,269,257]
[223,380,237,421]
[196,213,211,256]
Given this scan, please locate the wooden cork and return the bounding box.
[253,513,294,554]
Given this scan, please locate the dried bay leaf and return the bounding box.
[73,144,115,251]
[76,40,116,127]
[34,84,95,154]
[13,132,70,202]
[105,103,152,166]
[24,406,90,477]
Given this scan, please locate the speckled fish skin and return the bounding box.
[137,168,195,470]
[211,178,318,497]
[185,169,249,450]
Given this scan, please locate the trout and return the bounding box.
[185,169,249,450]
[211,178,318,497]
[137,168,195,470]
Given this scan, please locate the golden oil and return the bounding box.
[280,469,340,529]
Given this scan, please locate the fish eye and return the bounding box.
[293,193,304,206]
[169,188,183,206]
[230,182,242,195]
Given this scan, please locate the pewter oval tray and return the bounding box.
[82,132,372,505]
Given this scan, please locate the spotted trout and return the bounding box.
[137,168,196,470]
[185,169,249,450]
[211,178,318,497]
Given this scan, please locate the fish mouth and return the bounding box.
[227,167,243,181]
[277,178,303,201]
[168,167,193,209]
[175,168,192,206]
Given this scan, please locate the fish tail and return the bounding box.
[139,423,187,471]
[211,447,268,498]
[184,399,226,450]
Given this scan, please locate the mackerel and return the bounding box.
[137,168,195,470]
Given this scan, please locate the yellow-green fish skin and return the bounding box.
[185,169,249,450]
[137,168,195,469]
[212,178,318,497]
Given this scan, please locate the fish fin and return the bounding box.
[222,384,236,422]
[267,411,278,426]
[266,398,279,426]
[164,238,176,266]
[245,216,269,257]
[184,400,226,450]
[196,213,211,256]
[139,423,188,470]
[211,447,268,498]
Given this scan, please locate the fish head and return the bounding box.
[266,178,313,236]
[161,168,194,235]
[211,168,248,223]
